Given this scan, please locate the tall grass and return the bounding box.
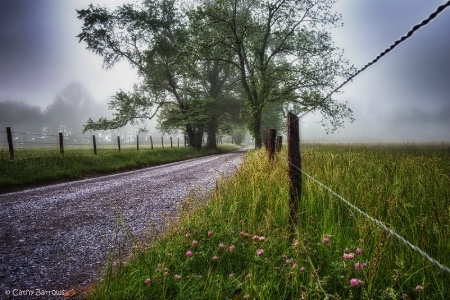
[88,144,449,299]
[0,145,239,192]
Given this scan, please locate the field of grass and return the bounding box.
[0,144,240,193]
[87,144,450,299]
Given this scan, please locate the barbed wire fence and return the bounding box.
[259,1,450,292]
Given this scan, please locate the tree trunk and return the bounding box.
[249,108,263,148]
[205,123,217,149]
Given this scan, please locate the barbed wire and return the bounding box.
[13,131,59,138]
[288,161,450,275]
[297,0,450,120]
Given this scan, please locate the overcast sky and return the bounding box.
[0,0,449,142]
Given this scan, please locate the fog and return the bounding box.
[1,0,449,143]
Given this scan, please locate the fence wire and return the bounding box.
[289,162,450,275]
[297,0,450,120]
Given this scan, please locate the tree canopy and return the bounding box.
[77,0,354,149]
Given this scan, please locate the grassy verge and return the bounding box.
[0,144,240,193]
[88,144,450,299]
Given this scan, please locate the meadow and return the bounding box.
[0,144,239,193]
[88,144,450,299]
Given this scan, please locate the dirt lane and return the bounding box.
[0,150,246,299]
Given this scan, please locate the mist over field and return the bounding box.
[1,0,449,144]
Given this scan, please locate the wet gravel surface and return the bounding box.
[0,150,246,299]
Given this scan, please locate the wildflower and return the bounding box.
[186,250,193,257]
[229,245,235,252]
[240,232,249,237]
[354,262,367,271]
[144,278,151,285]
[300,266,305,272]
[174,274,181,280]
[231,230,235,234]
[185,233,191,238]
[229,273,235,278]
[219,243,226,249]
[163,272,168,277]
[192,240,198,246]
[292,263,298,269]
[258,236,265,241]
[415,285,424,292]
[256,249,264,256]
[208,231,213,237]
[350,278,363,287]
[246,273,252,279]
[343,253,355,260]
[285,259,292,265]
[252,235,259,240]
[212,255,218,261]
[323,237,330,244]
[356,247,362,255]
[243,294,250,299]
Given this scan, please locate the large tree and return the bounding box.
[189,0,354,147]
[77,0,245,149]
[78,0,208,148]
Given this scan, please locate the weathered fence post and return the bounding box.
[6,127,14,159]
[92,135,97,155]
[287,112,301,231]
[59,132,64,155]
[137,135,139,151]
[161,136,164,148]
[276,136,282,152]
[178,137,180,148]
[170,137,173,148]
[117,136,121,152]
[269,129,276,160]
[150,136,153,150]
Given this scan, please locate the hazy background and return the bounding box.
[0,0,449,143]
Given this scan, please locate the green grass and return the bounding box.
[87,144,450,299]
[0,144,240,192]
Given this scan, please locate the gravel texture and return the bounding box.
[0,149,246,299]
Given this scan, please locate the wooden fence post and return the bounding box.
[276,136,282,152]
[150,136,153,150]
[178,137,179,147]
[170,137,173,148]
[117,136,121,152]
[137,135,139,151]
[269,129,276,160]
[59,132,64,155]
[92,135,97,155]
[161,136,164,148]
[6,127,14,159]
[287,112,301,231]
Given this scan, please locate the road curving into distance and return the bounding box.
[0,148,247,298]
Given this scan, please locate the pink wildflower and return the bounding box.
[240,232,249,237]
[229,245,235,252]
[323,237,330,244]
[256,249,264,256]
[350,278,363,287]
[258,236,265,241]
[192,240,198,246]
[186,250,193,257]
[208,231,213,237]
[174,274,181,280]
[219,243,226,249]
[144,278,151,285]
[415,285,424,292]
[343,253,355,260]
[185,233,191,238]
[300,266,305,271]
[212,255,218,261]
[285,259,292,265]
[356,247,362,255]
[354,262,367,271]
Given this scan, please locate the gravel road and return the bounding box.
[0,149,246,299]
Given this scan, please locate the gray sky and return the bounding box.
[0,0,449,142]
